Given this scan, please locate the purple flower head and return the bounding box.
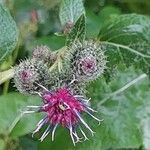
[27,85,102,145]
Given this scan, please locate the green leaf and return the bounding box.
[98,14,150,73]
[86,6,121,38]
[0,93,42,138]
[0,139,5,150]
[84,66,149,150]
[86,9,101,38]
[20,136,38,150]
[98,6,121,20]
[141,119,150,150]
[66,14,86,46]
[38,128,73,150]
[0,4,18,63]
[59,0,85,26]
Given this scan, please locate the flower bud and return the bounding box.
[14,59,50,94]
[69,41,107,82]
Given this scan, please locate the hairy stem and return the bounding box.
[3,80,10,95]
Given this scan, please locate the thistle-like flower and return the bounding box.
[14,40,107,145]
[14,59,50,94]
[26,84,102,145]
[66,41,107,82]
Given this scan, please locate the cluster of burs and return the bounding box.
[14,40,107,95]
[13,40,107,144]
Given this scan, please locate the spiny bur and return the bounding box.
[66,40,107,82]
[14,58,50,94]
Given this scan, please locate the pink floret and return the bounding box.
[42,88,84,127]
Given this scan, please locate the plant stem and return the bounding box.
[3,80,10,95]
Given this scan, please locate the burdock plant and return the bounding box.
[13,0,107,146]
[14,39,107,145]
